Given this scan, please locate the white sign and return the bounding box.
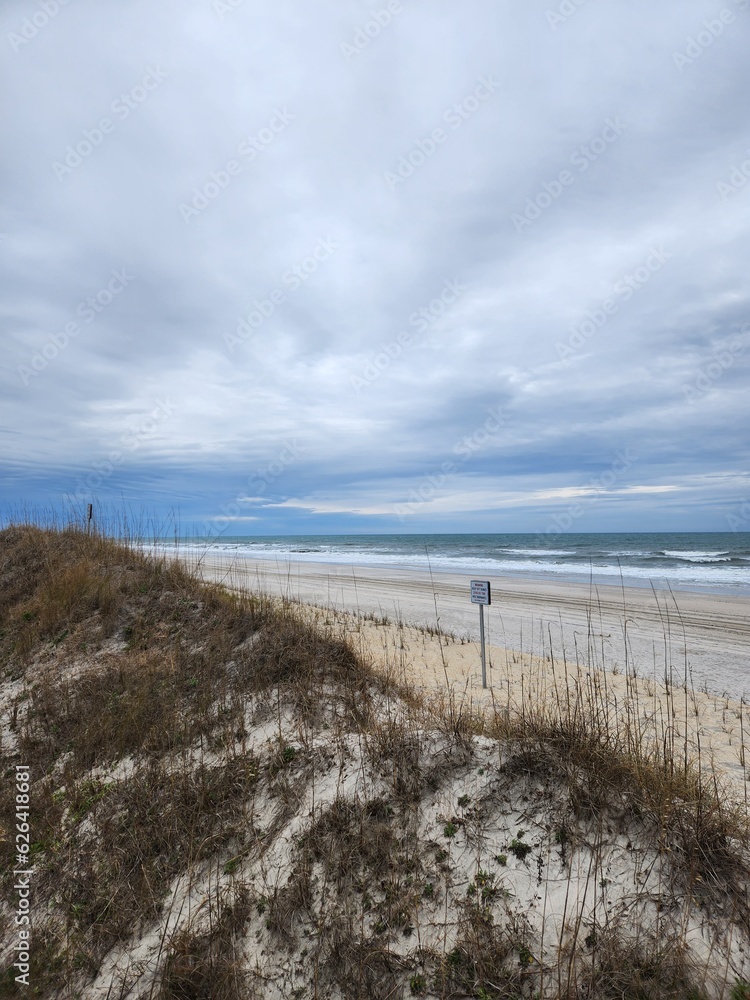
[470,580,491,605]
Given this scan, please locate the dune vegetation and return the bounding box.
[1,521,750,998]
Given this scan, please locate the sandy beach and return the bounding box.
[191,553,750,702]
[186,552,750,801]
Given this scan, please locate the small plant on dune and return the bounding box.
[517,944,533,967]
[409,972,427,995]
[467,869,498,903]
[508,831,532,862]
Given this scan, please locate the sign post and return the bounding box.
[470,580,491,688]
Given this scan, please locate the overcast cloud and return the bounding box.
[2,0,749,534]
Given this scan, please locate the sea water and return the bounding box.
[173,532,750,595]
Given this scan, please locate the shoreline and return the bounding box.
[186,552,750,702]
[167,539,750,598]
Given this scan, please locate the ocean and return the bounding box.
[177,532,750,595]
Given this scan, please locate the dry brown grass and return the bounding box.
[155,889,254,1000]
[0,524,383,774]
[482,698,750,929]
[566,930,704,1000]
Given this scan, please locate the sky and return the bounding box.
[2,0,750,537]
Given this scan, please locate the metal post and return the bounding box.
[471,580,491,690]
[479,603,487,689]
[87,503,93,535]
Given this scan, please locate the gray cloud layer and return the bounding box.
[2,0,749,533]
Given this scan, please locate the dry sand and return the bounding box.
[189,552,750,799]
[192,553,750,698]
